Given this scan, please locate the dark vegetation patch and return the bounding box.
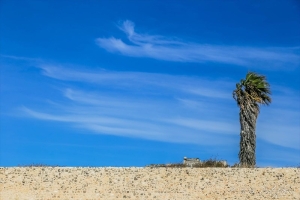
[17,163,61,167]
[147,158,231,168]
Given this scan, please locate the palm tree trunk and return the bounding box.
[239,100,258,167]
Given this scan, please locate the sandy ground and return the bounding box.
[1,167,299,199]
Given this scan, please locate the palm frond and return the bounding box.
[233,71,271,106]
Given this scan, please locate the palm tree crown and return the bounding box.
[233,72,271,111]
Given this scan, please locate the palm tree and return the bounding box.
[233,72,271,167]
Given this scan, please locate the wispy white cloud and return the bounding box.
[258,123,299,150]
[20,65,300,150]
[40,65,234,99]
[21,105,235,145]
[96,20,300,68]
[257,107,300,150]
[0,54,42,62]
[20,66,239,145]
[165,118,237,134]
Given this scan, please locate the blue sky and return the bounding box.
[0,0,299,167]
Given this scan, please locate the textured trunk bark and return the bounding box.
[239,100,258,167]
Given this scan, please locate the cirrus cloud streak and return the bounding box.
[96,20,300,68]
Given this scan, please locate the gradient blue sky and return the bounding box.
[1,0,299,167]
